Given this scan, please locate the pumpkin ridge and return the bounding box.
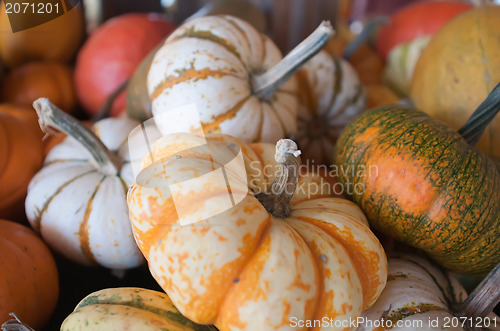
[174,27,244,66]
[389,255,454,308]
[32,169,96,232]
[200,95,252,134]
[44,159,90,166]
[79,176,107,265]
[253,101,264,143]
[220,16,252,68]
[150,67,244,101]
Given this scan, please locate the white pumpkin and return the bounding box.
[25,98,144,269]
[148,15,333,144]
[295,51,365,165]
[358,253,500,331]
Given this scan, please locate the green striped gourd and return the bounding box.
[384,36,431,97]
[148,15,333,144]
[295,50,365,165]
[333,84,500,275]
[60,287,216,330]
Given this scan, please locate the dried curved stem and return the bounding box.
[255,139,301,218]
[33,98,121,176]
[455,262,500,324]
[253,21,334,100]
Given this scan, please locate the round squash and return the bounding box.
[25,99,144,269]
[0,219,59,330]
[359,253,500,331]
[148,15,333,144]
[0,103,44,141]
[295,50,365,165]
[61,287,216,331]
[411,6,500,163]
[75,13,176,117]
[0,112,43,220]
[127,132,387,329]
[2,62,77,114]
[0,3,84,68]
[333,86,500,275]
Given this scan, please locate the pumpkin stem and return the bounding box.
[33,98,121,176]
[1,313,35,331]
[458,82,500,146]
[455,262,500,321]
[252,21,334,100]
[343,16,389,60]
[255,139,301,218]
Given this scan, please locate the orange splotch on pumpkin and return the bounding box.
[364,149,439,216]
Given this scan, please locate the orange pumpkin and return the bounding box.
[0,3,84,68]
[411,6,500,163]
[2,62,77,114]
[0,219,59,329]
[364,84,400,109]
[0,112,43,219]
[127,133,387,329]
[0,104,43,141]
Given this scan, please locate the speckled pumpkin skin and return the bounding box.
[334,105,500,275]
[127,133,387,330]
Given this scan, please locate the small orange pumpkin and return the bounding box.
[0,219,59,329]
[0,103,44,141]
[0,112,43,219]
[0,3,84,68]
[2,62,77,114]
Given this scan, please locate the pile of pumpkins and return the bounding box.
[0,1,499,330]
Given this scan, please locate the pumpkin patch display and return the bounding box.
[2,62,77,114]
[359,253,500,331]
[0,2,85,68]
[148,15,333,144]
[334,83,500,275]
[127,132,387,330]
[74,13,176,118]
[295,50,365,165]
[411,6,500,163]
[25,98,144,269]
[0,219,59,330]
[0,111,43,220]
[61,287,216,330]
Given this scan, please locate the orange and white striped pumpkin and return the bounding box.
[25,99,143,269]
[295,51,365,165]
[127,132,387,330]
[148,15,332,144]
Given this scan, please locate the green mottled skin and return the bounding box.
[334,105,500,275]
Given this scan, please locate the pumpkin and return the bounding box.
[0,103,43,141]
[358,253,500,331]
[0,111,43,220]
[411,6,500,163]
[25,99,144,269]
[376,1,473,59]
[148,15,333,144]
[377,1,472,96]
[127,132,387,329]
[75,13,176,118]
[333,83,500,275]
[0,219,59,330]
[0,3,84,68]
[295,50,365,165]
[1,62,77,114]
[61,287,216,330]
